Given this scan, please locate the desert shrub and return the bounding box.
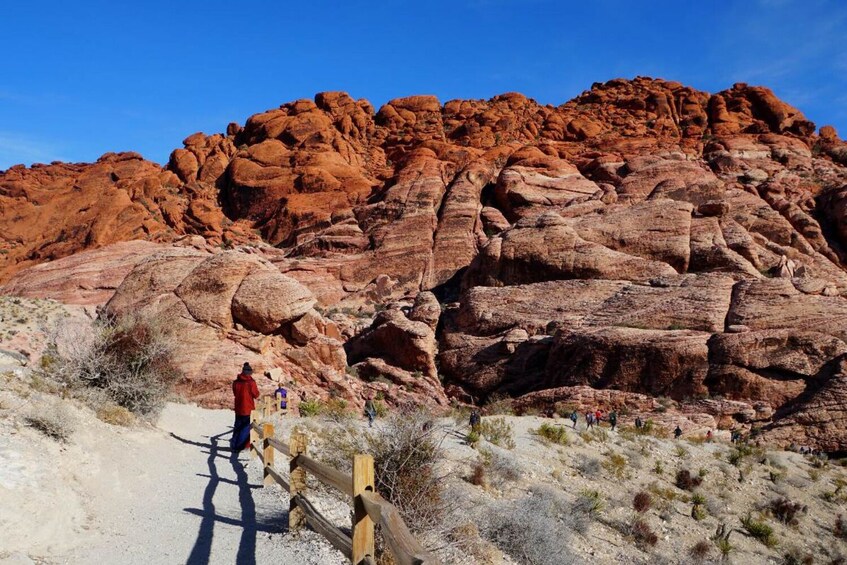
[465,429,480,446]
[715,537,733,558]
[481,447,523,486]
[373,399,388,418]
[47,313,180,417]
[633,491,652,513]
[534,422,569,445]
[579,426,609,443]
[676,469,703,491]
[96,404,135,426]
[836,515,847,539]
[692,504,708,521]
[689,540,712,562]
[365,409,445,533]
[577,489,604,517]
[602,451,629,479]
[483,393,513,415]
[653,459,664,475]
[630,518,658,548]
[24,406,73,442]
[478,417,515,449]
[483,485,583,565]
[577,456,602,476]
[741,514,778,548]
[675,445,689,458]
[470,462,487,487]
[299,399,321,417]
[449,403,472,426]
[691,493,706,506]
[769,497,807,526]
[782,547,814,565]
[322,398,353,422]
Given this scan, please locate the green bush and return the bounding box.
[299,399,321,417]
[741,514,777,548]
[479,417,516,449]
[602,452,629,479]
[534,423,569,445]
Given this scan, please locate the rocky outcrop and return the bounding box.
[4,77,847,448]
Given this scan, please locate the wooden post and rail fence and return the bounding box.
[248,398,438,565]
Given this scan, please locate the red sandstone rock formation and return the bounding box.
[3,77,847,448]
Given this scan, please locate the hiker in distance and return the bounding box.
[364,395,377,427]
[231,362,260,452]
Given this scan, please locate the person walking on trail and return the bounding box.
[595,409,603,425]
[586,412,595,429]
[364,396,377,428]
[608,410,618,431]
[469,409,481,432]
[635,416,643,430]
[674,425,682,439]
[569,410,578,429]
[230,362,260,452]
[706,429,713,443]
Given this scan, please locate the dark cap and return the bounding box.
[242,362,253,375]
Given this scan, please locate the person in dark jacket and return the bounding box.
[469,409,481,432]
[608,411,618,431]
[674,425,683,439]
[364,395,377,427]
[230,362,260,452]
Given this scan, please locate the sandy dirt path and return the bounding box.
[64,403,346,565]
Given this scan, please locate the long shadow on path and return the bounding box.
[173,430,286,565]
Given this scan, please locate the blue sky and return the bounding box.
[1,0,845,169]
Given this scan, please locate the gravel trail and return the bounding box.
[63,403,346,565]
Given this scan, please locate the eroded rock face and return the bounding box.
[4,77,847,447]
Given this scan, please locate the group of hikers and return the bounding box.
[229,362,748,453]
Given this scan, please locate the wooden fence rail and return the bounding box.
[248,401,438,565]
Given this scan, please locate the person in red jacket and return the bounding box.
[230,362,260,452]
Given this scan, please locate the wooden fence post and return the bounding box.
[249,409,259,459]
[289,430,308,532]
[263,422,274,487]
[352,454,375,565]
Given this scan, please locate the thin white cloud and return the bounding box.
[0,132,68,170]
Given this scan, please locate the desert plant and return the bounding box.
[483,485,584,565]
[782,548,814,565]
[769,497,807,526]
[836,514,847,539]
[96,404,135,426]
[712,523,733,559]
[633,491,652,513]
[534,422,569,445]
[373,399,388,418]
[299,399,321,417]
[676,469,703,491]
[483,393,514,415]
[689,539,713,562]
[692,504,708,521]
[470,462,487,487]
[577,456,602,476]
[481,447,523,486]
[478,417,516,449]
[577,489,605,517]
[24,407,73,442]
[322,398,352,422]
[741,514,778,548]
[465,429,480,446]
[653,459,664,475]
[46,313,181,417]
[631,518,658,548]
[602,451,629,479]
